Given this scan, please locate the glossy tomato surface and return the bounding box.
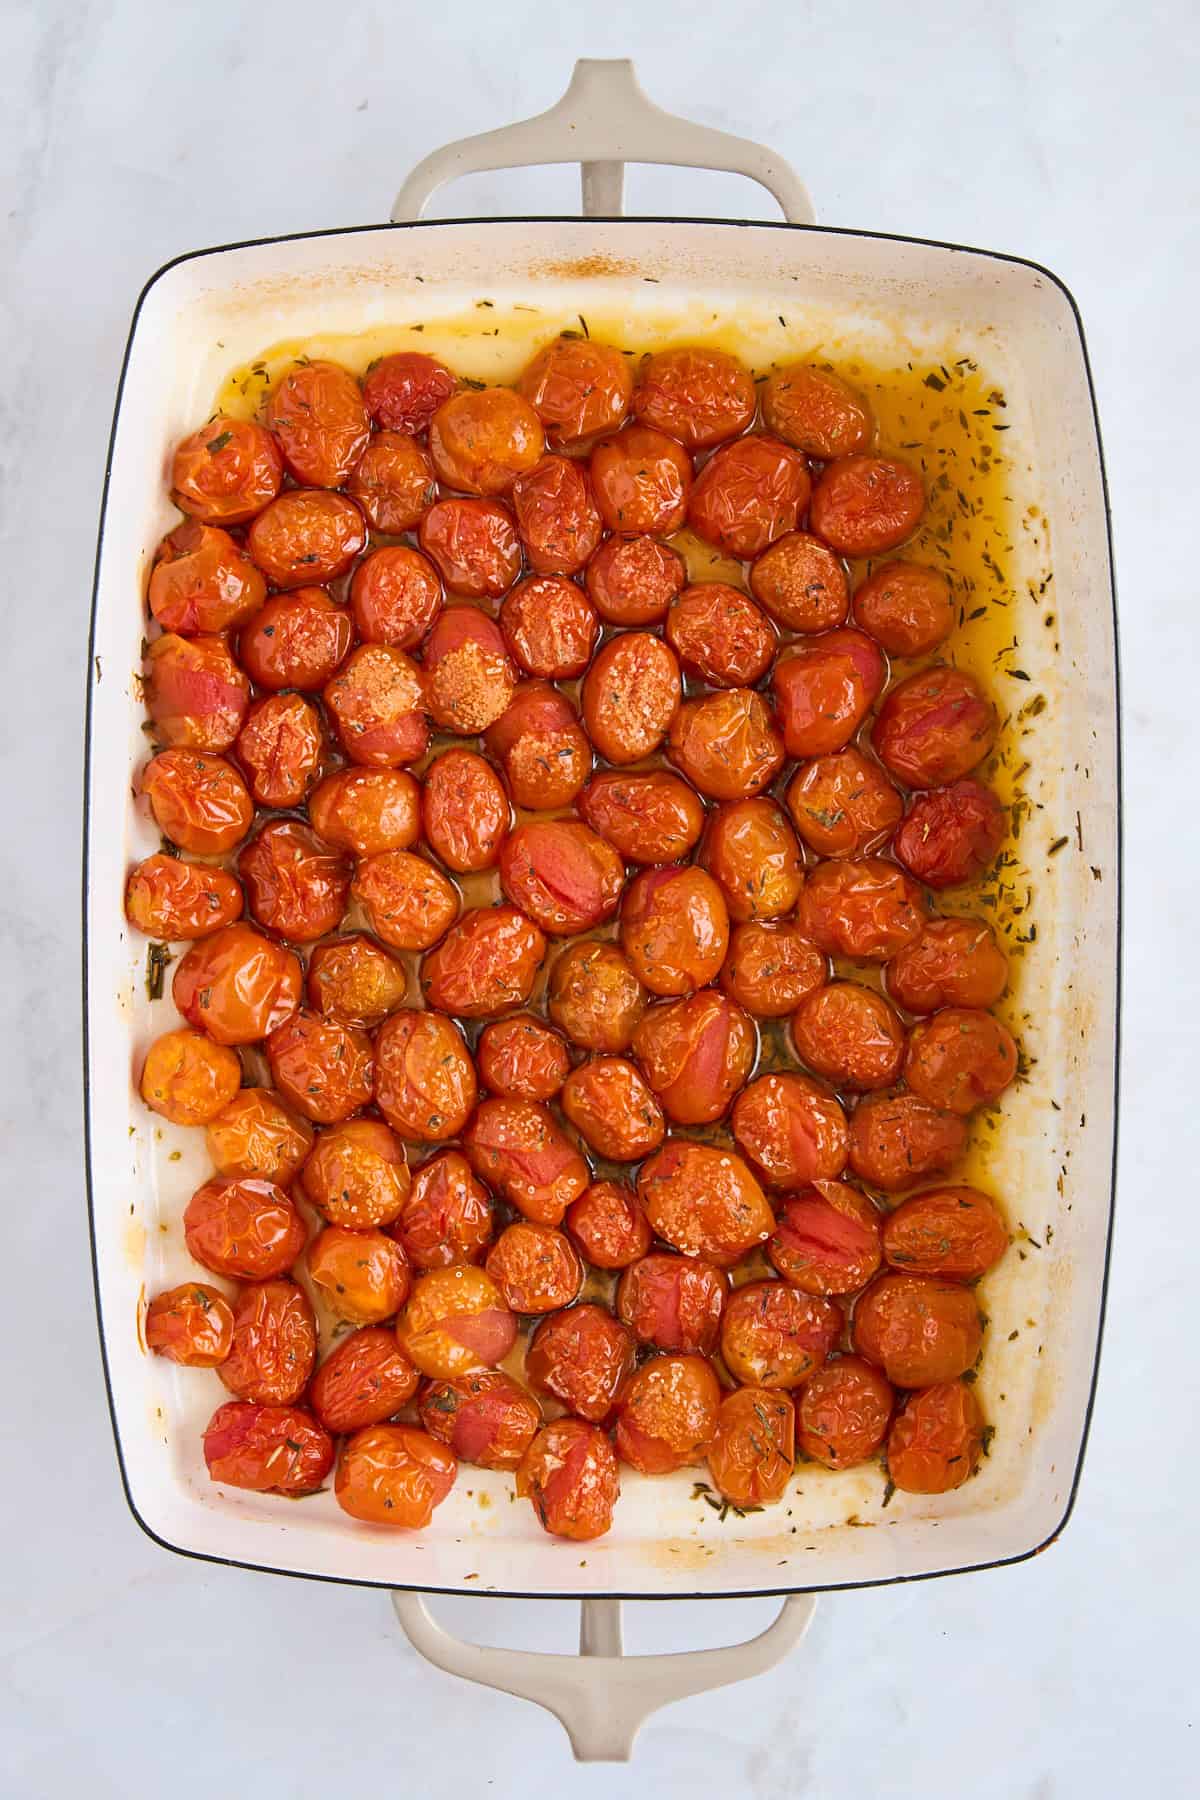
[266,1010,375,1123]
[348,431,439,535]
[637,1140,774,1265]
[853,1272,983,1386]
[886,1380,985,1492]
[397,1266,517,1379]
[517,1419,619,1540]
[731,1073,850,1190]
[616,1252,727,1352]
[633,347,755,448]
[548,940,647,1051]
[511,454,603,574]
[766,1182,882,1295]
[560,1055,666,1161]
[373,1009,477,1141]
[526,1304,636,1424]
[145,1283,234,1368]
[477,1013,569,1101]
[847,1090,969,1192]
[183,1178,306,1281]
[796,1356,894,1470]
[463,1099,588,1225]
[421,905,547,1017]
[585,533,686,625]
[140,1029,242,1127]
[706,1386,795,1507]
[749,531,850,634]
[687,435,810,558]
[667,688,785,801]
[204,1402,332,1494]
[140,748,254,855]
[615,1354,720,1474]
[306,933,409,1028]
[171,416,282,524]
[173,922,302,1045]
[300,1117,410,1227]
[762,364,873,459]
[335,1424,457,1526]
[518,336,632,445]
[700,797,803,923]
[485,1220,583,1313]
[394,1150,494,1270]
[720,1280,841,1388]
[310,1325,420,1434]
[632,989,756,1125]
[125,855,243,941]
[206,1087,313,1183]
[620,865,729,996]
[886,917,1009,1014]
[218,1278,317,1405]
[566,1181,652,1271]
[239,588,354,693]
[419,1371,542,1470]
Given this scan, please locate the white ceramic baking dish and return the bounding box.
[83,61,1120,1758]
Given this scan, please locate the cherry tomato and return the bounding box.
[235,692,324,809]
[905,1008,1018,1114]
[586,533,687,625]
[798,858,927,962]
[687,435,810,558]
[791,981,906,1091]
[730,1072,849,1189]
[548,940,647,1052]
[183,1177,306,1280]
[429,386,544,495]
[238,821,350,943]
[266,358,369,486]
[882,1185,1008,1280]
[308,1224,411,1323]
[633,346,756,449]
[247,489,366,588]
[418,496,521,598]
[632,990,756,1125]
[518,335,633,445]
[616,1252,727,1352]
[666,583,776,688]
[144,633,250,752]
[590,426,692,535]
[394,1150,494,1270]
[511,454,603,574]
[667,688,785,801]
[238,588,354,693]
[219,1279,317,1405]
[477,1014,569,1101]
[363,351,457,433]
[772,629,886,759]
[397,1266,517,1378]
[620,865,729,996]
[350,545,442,648]
[420,750,508,872]
[335,1423,457,1526]
[140,749,254,855]
[323,644,429,768]
[560,1055,666,1161]
[701,798,803,923]
[309,1325,420,1434]
[894,779,1007,889]
[293,1115,405,1227]
[852,560,954,657]
[484,679,592,811]
[872,665,998,790]
[145,1282,234,1367]
[526,1305,636,1423]
[615,1354,720,1473]
[499,820,625,936]
[125,854,243,940]
[421,905,547,1017]
[854,1272,983,1387]
[171,415,282,524]
[847,1090,968,1192]
[886,917,1009,1014]
[500,575,598,679]
[721,1281,842,1388]
[419,1371,541,1469]
[307,934,409,1028]
[707,1386,795,1507]
[139,1028,242,1127]
[566,1180,652,1270]
[172,922,302,1046]
[485,1220,583,1313]
[748,531,850,633]
[578,770,704,866]
[808,454,927,565]
[352,850,459,953]
[374,1009,477,1142]
[785,747,903,860]
[886,1379,985,1492]
[517,1418,619,1540]
[796,1356,894,1470]
[205,1087,313,1183]
[638,1140,775,1265]
[348,432,438,534]
[266,1010,375,1123]
[766,1181,883,1294]
[720,919,828,1017]
[463,1098,589,1225]
[203,1400,332,1494]
[762,364,873,458]
[422,607,517,734]
[148,521,266,635]
[309,768,421,858]
[580,631,681,765]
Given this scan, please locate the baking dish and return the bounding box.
[83,60,1120,1757]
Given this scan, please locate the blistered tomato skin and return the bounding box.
[501,576,598,679]
[785,749,904,860]
[139,1029,242,1127]
[238,821,351,944]
[766,1181,883,1295]
[173,923,302,1046]
[615,1354,721,1474]
[526,1305,636,1424]
[203,1401,333,1494]
[566,1181,652,1271]
[183,1177,306,1281]
[590,426,693,535]
[307,934,408,1028]
[707,1386,796,1508]
[463,1098,589,1225]
[731,1073,850,1190]
[247,490,366,589]
[297,1117,407,1238]
[352,850,460,953]
[585,534,687,625]
[422,750,509,873]
[308,1224,411,1324]
[791,981,907,1091]
[324,644,429,769]
[477,1015,569,1101]
[883,1186,1008,1280]
[171,415,283,525]
[548,940,647,1052]
[632,990,756,1125]
[637,1140,775,1266]
[235,692,324,810]
[687,435,811,558]
[771,629,887,760]
[511,452,604,577]
[810,455,925,556]
[373,1009,477,1143]
[266,359,370,488]
[872,666,998,790]
[852,561,954,657]
[310,1326,421,1434]
[904,1008,1019,1114]
[422,906,547,1018]
[616,1252,727,1352]
[560,1056,667,1161]
[701,798,803,924]
[419,497,522,599]
[848,1090,968,1192]
[633,346,756,449]
[666,583,776,689]
[363,351,457,433]
[853,1273,983,1387]
[419,1371,542,1470]
[499,820,625,936]
[350,545,443,648]
[799,858,928,963]
[888,920,1009,1016]
[517,1419,620,1541]
[423,607,517,735]
[148,521,266,636]
[348,434,439,535]
[485,680,592,812]
[394,1150,494,1270]
[266,1011,375,1124]
[893,780,1007,888]
[667,688,786,802]
[620,865,729,996]
[762,364,873,459]
[205,1087,313,1184]
[797,1356,894,1470]
[720,1281,841,1388]
[581,631,681,765]
[428,386,544,495]
[140,749,254,855]
[239,589,354,693]
[720,919,826,1018]
[578,770,705,866]
[886,1379,985,1493]
[485,1220,583,1313]
[749,532,850,634]
[308,771,419,859]
[144,633,250,753]
[335,1424,458,1527]
[219,1279,317,1406]
[125,855,243,941]
[396,1266,517,1379]
[145,1283,235,1367]
[518,336,633,445]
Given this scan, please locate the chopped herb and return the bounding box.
[145,942,174,1001]
[206,430,233,455]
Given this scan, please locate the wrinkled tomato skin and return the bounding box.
[483,681,592,812]
[125,854,243,940]
[205,1087,313,1184]
[173,922,302,1046]
[421,905,546,1017]
[394,1150,494,1271]
[501,575,598,679]
[266,1010,375,1124]
[526,1305,637,1424]
[348,433,438,535]
[762,364,872,459]
[904,1008,1019,1114]
[373,1009,477,1143]
[266,358,369,488]
[499,820,625,937]
[852,561,954,658]
[148,521,266,635]
[872,665,998,790]
[323,644,429,769]
[701,797,803,923]
[145,1283,235,1367]
[350,545,443,648]
[771,629,887,760]
[785,748,904,860]
[422,606,517,735]
[720,921,828,1019]
[886,917,1009,1015]
[637,1140,775,1266]
[731,1073,850,1190]
[396,1266,517,1379]
[308,1224,411,1324]
[893,780,1007,888]
[517,1419,619,1541]
[666,583,776,689]
[853,1272,983,1387]
[171,415,283,525]
[352,849,460,953]
[203,1401,333,1494]
[419,1370,542,1470]
[335,1424,458,1527]
[518,335,633,446]
[686,435,811,559]
[140,749,254,855]
[421,750,509,873]
[581,631,681,765]
[798,858,927,963]
[809,455,925,556]
[560,1056,666,1161]
[767,1181,883,1295]
[548,940,647,1052]
[239,589,354,692]
[585,533,687,626]
[796,1356,894,1470]
[590,426,692,536]
[578,770,705,866]
[616,1252,727,1352]
[139,1028,242,1127]
[720,1281,842,1388]
[620,865,729,996]
[667,688,785,801]
[296,1116,404,1239]
[307,934,408,1028]
[707,1387,796,1508]
[511,454,604,575]
[418,496,522,599]
[183,1177,306,1281]
[632,990,757,1125]
[614,1354,721,1475]
[309,1325,421,1434]
[309,767,421,858]
[882,1186,1009,1281]
[235,692,324,809]
[886,1379,985,1493]
[477,1014,569,1101]
[218,1279,318,1406]
[749,531,850,634]
[632,346,756,449]
[485,1220,583,1313]
[566,1180,652,1271]
[791,981,907,1091]
[428,386,544,495]
[462,1098,589,1226]
[238,821,351,944]
[144,633,250,753]
[847,1090,968,1193]
[247,489,366,589]
[363,351,458,434]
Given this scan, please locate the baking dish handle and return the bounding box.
[390,58,814,226]
[391,1590,817,1761]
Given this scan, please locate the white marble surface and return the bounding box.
[1,2,1196,1792]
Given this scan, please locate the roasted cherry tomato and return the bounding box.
[500,575,598,679]
[578,769,705,865]
[620,865,729,996]
[310,767,421,858]
[882,1186,1008,1280]
[238,820,351,944]
[791,981,907,1091]
[499,819,625,936]
[148,521,266,635]
[580,631,681,765]
[886,1379,985,1493]
[235,692,324,809]
[886,917,1009,1014]
[701,797,803,923]
[720,1281,841,1387]
[518,335,633,445]
[396,1266,517,1378]
[720,920,828,1017]
[632,346,755,448]
[309,1325,421,1434]
[240,588,354,695]
[422,606,517,734]
[203,1401,332,1494]
[872,665,997,790]
[335,1423,457,1527]
[219,1279,317,1405]
[307,933,409,1028]
[904,1007,1018,1114]
[560,1055,666,1161]
[667,688,785,801]
[615,1354,720,1474]
[526,1305,637,1423]
[687,435,810,558]
[171,415,283,524]
[590,426,692,535]
[428,386,544,495]
[205,1087,313,1183]
[125,854,243,940]
[352,849,459,952]
[363,351,457,433]
[373,1009,477,1142]
[484,679,592,811]
[761,363,873,459]
[348,433,438,535]
[394,1150,494,1270]
[852,560,954,657]
[421,750,508,872]
[140,749,254,855]
[785,748,904,860]
[809,455,925,556]
[295,1117,404,1233]
[771,629,886,759]
[323,644,429,768]
[421,905,547,1017]
[707,1386,796,1507]
[511,453,603,575]
[731,1072,849,1189]
[517,1419,619,1540]
[796,1356,894,1470]
[566,1180,652,1271]
[266,1010,375,1123]
[463,1098,589,1226]
[350,545,442,648]
[308,1224,411,1323]
[548,940,647,1052]
[139,1028,242,1127]
[632,990,756,1125]
[144,633,250,752]
[847,1090,968,1192]
[485,1220,583,1313]
[145,1282,235,1367]
[266,358,370,487]
[585,533,687,625]
[419,1371,542,1470]
[666,582,776,688]
[766,1181,883,1295]
[418,496,522,598]
[749,531,850,634]
[172,922,302,1046]
[637,1140,774,1265]
[853,1272,983,1387]
[247,489,366,588]
[477,1014,569,1101]
[798,858,927,962]
[183,1177,306,1280]
[893,779,1007,888]
[616,1252,727,1352]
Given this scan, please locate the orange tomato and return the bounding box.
[687,435,810,558]
[885,917,1009,1014]
[352,849,460,952]
[348,434,439,535]
[791,981,907,1091]
[307,1224,411,1323]
[633,346,755,448]
[144,633,250,752]
[548,940,647,1052]
[720,920,827,1018]
[798,858,927,962]
[766,1182,883,1295]
[309,767,422,857]
[853,1272,983,1386]
[667,688,785,801]
[847,1090,968,1192]
[882,1186,1009,1280]
[666,583,776,688]
[306,934,409,1029]
[428,386,544,494]
[785,748,904,860]
[422,606,517,734]
[309,1325,420,1434]
[526,1304,636,1423]
[731,1072,849,1189]
[707,1386,795,1507]
[421,905,547,1017]
[205,1087,313,1183]
[615,1353,720,1474]
[499,820,625,936]
[578,770,705,866]
[421,749,510,872]
[140,749,254,855]
[148,521,266,635]
[266,1010,375,1123]
[238,821,351,944]
[145,1283,234,1367]
[720,1280,841,1387]
[139,1028,242,1127]
[904,1008,1018,1114]
[350,545,442,647]
[418,496,521,598]
[560,1056,666,1161]
[700,797,803,923]
[462,1098,589,1225]
[173,922,302,1046]
[238,588,354,692]
[580,631,681,765]
[810,454,925,556]
[761,365,873,459]
[183,1177,306,1280]
[510,454,603,574]
[374,1009,477,1142]
[125,854,243,940]
[171,415,283,524]
[637,1140,774,1265]
[771,628,886,759]
[852,560,954,657]
[485,1221,583,1313]
[519,335,633,445]
[620,865,729,996]
[477,1014,569,1101]
[393,1150,494,1270]
[590,425,692,535]
[335,1424,457,1527]
[585,533,686,625]
[246,489,366,588]
[218,1279,317,1405]
[323,644,429,768]
[203,1401,332,1494]
[483,679,591,812]
[265,358,369,488]
[616,1251,727,1352]
[886,1379,984,1493]
[749,530,850,633]
[872,665,997,790]
[517,1419,619,1540]
[796,1356,894,1470]
[632,990,756,1125]
[419,1371,542,1470]
[396,1266,517,1379]
[566,1181,652,1271]
[500,575,598,679]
